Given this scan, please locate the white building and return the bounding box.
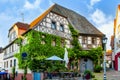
[112,5,120,71]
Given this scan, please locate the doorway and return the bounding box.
[80,58,93,72]
[118,57,120,71]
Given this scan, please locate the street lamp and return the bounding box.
[102,36,108,80]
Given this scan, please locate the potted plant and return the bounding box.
[83,70,92,79]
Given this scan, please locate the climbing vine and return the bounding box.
[68,24,103,70]
[15,30,65,72]
[15,24,103,73]
[68,24,82,60]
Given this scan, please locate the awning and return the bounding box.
[0,72,8,75]
[46,55,64,61]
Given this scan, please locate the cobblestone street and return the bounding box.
[93,70,120,80]
[45,70,120,80]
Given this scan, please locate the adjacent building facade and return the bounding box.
[0,47,4,71]
[3,4,104,79]
[112,5,120,71]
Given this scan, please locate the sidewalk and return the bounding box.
[93,70,120,80]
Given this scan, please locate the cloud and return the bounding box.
[90,9,112,26]
[90,0,101,6]
[0,11,20,47]
[89,9,113,50]
[98,21,113,50]
[24,0,42,10]
[87,0,101,10]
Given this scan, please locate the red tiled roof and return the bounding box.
[9,22,29,31]
[15,22,29,30]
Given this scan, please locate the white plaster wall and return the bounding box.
[4,57,32,74]
[0,52,4,70]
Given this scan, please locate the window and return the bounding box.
[87,37,91,44]
[12,45,14,52]
[96,37,100,45]
[51,21,56,29]
[92,37,96,44]
[10,60,12,67]
[12,31,16,39]
[61,39,65,47]
[22,37,27,45]
[14,59,16,67]
[41,41,45,44]
[118,25,120,34]
[9,46,11,53]
[60,24,64,32]
[52,40,56,46]
[82,36,87,44]
[7,61,8,68]
[4,62,6,68]
[42,35,45,38]
[9,31,16,42]
[4,50,7,55]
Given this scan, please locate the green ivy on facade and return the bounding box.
[15,24,103,73]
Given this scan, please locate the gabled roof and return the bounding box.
[9,22,29,31]
[30,4,103,36]
[51,4,103,36]
[30,5,55,28]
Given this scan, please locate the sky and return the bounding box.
[0,0,120,50]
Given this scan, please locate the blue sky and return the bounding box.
[0,0,120,50]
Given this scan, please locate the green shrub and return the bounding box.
[94,65,102,72]
[91,74,95,78]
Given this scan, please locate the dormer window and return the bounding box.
[51,21,56,30]
[60,24,64,32]
[12,31,16,39]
